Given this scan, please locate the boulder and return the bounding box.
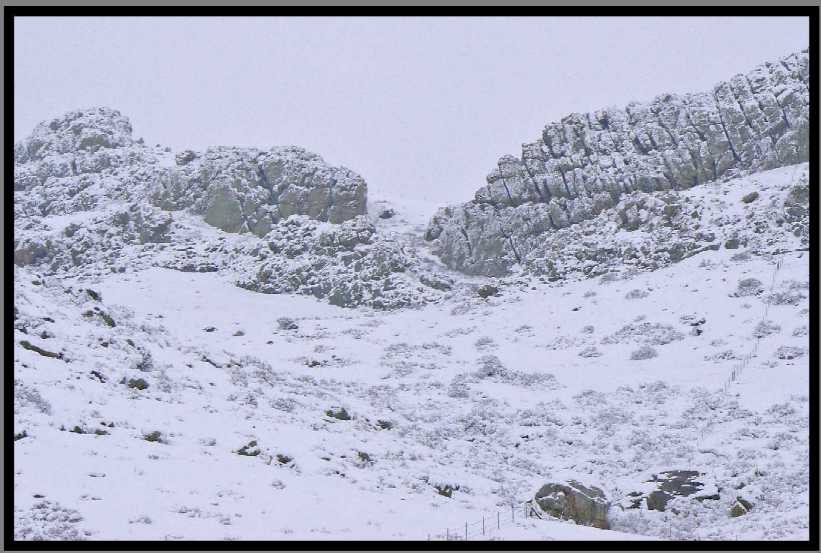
[730,496,753,517]
[533,480,610,529]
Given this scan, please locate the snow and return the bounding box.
[13,199,810,540]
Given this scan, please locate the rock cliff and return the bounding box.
[425,48,809,276]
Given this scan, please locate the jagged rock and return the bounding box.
[152,146,367,235]
[426,48,810,276]
[532,480,610,529]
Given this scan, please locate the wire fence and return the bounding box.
[427,500,539,541]
[696,252,785,450]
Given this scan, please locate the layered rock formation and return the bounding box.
[426,48,809,276]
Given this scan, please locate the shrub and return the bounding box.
[735,278,763,297]
[127,378,149,390]
[143,431,163,443]
[277,317,299,331]
[774,346,804,360]
[19,340,62,359]
[579,346,602,358]
[630,345,658,360]
[477,284,499,299]
[236,440,260,456]
[376,420,394,430]
[625,289,649,300]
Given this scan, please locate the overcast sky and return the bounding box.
[14,16,809,206]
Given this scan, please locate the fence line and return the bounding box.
[428,500,539,541]
[696,252,785,450]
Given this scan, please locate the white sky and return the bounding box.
[14,16,809,206]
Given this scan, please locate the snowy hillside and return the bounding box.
[13,164,810,541]
[11,45,811,543]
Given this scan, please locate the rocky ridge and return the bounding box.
[13,108,452,309]
[426,48,809,277]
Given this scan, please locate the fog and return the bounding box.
[14,16,808,205]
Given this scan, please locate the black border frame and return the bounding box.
[4,6,818,551]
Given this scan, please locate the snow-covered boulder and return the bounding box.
[532,480,610,529]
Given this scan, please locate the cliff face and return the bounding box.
[426,49,809,276]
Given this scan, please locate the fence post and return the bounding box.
[465,522,468,541]
[497,511,500,529]
[446,528,449,541]
[482,516,485,536]
[511,504,515,522]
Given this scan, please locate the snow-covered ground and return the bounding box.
[13,163,810,541]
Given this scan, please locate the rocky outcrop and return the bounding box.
[13,107,445,309]
[532,480,610,529]
[426,48,810,276]
[621,470,720,512]
[152,145,366,235]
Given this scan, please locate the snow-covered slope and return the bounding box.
[13,164,810,541]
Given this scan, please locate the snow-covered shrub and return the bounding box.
[792,325,808,337]
[735,277,763,297]
[13,380,52,414]
[764,280,808,306]
[630,345,658,360]
[625,288,649,300]
[753,320,781,338]
[474,336,496,350]
[447,374,471,398]
[578,346,602,358]
[774,346,804,360]
[14,501,90,540]
[603,322,683,346]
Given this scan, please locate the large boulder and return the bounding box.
[532,480,610,529]
[426,48,810,276]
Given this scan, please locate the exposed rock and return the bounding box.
[533,480,610,529]
[730,497,753,517]
[426,48,810,276]
[741,191,760,204]
[625,470,720,512]
[152,146,367,235]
